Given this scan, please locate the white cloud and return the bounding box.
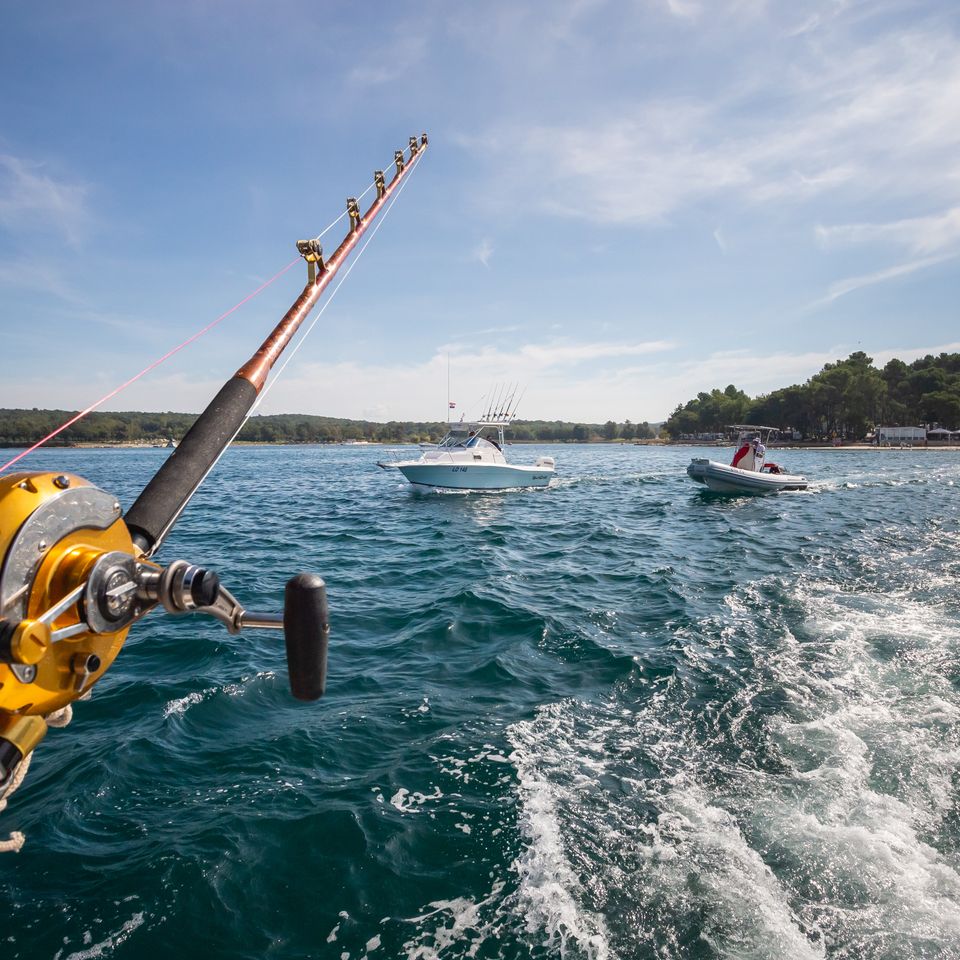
[248,337,960,423]
[473,238,494,267]
[785,0,851,38]
[471,21,960,226]
[664,0,700,21]
[810,252,957,308]
[0,256,87,304]
[503,339,675,366]
[9,338,960,426]
[870,339,960,366]
[0,154,90,245]
[509,107,752,224]
[816,206,960,254]
[347,31,427,88]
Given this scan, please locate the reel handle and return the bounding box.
[283,574,329,701]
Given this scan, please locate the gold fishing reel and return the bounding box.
[0,470,329,804]
[0,472,137,793]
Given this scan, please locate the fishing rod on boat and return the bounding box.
[0,134,429,840]
[496,383,518,421]
[508,385,527,419]
[485,382,504,422]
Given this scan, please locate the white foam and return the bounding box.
[508,708,612,960]
[162,671,275,718]
[162,690,205,718]
[400,882,505,960]
[62,912,145,960]
[497,522,960,958]
[389,786,443,814]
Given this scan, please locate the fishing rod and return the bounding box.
[0,134,429,845]
[506,384,520,418]
[486,382,504,421]
[508,385,527,419]
[496,382,517,421]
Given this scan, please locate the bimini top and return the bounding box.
[443,419,512,433]
[727,424,779,432]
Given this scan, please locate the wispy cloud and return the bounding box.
[0,154,90,246]
[816,206,960,254]
[247,338,679,421]
[0,256,87,304]
[664,0,700,21]
[473,238,494,267]
[244,338,950,423]
[785,0,852,38]
[810,252,957,308]
[472,19,960,226]
[11,337,960,425]
[453,324,521,338]
[441,338,676,370]
[347,31,427,88]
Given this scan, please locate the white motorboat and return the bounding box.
[378,418,555,490]
[687,425,808,494]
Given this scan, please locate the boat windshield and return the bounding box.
[438,429,473,448]
[436,424,503,450]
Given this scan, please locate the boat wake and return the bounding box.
[492,526,960,958]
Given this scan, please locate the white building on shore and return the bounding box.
[877,426,926,444]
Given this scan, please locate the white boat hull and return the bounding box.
[687,458,807,494]
[397,462,553,490]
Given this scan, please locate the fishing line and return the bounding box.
[251,148,426,414]
[0,258,300,474]
[141,147,427,550]
[307,153,391,244]
[0,154,414,475]
[308,147,405,243]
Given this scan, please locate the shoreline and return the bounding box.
[4,441,960,452]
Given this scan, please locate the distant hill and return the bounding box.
[0,410,659,446]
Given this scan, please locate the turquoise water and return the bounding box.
[3,444,960,960]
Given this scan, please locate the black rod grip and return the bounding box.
[125,376,258,553]
[283,573,329,701]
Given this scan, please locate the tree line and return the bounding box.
[0,410,658,446]
[664,351,960,439]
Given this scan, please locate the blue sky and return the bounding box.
[1,1,957,424]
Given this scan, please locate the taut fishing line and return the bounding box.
[0,151,410,475]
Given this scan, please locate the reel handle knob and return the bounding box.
[283,574,329,701]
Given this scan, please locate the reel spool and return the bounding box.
[0,471,329,803]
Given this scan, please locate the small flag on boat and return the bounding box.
[449,401,456,408]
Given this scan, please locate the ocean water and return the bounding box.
[3,443,959,960]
